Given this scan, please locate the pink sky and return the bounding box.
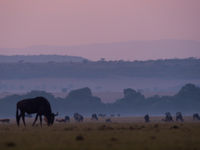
[0,0,200,59]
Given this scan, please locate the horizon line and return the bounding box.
[1,39,200,49]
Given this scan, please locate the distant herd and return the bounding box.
[0,96,200,126]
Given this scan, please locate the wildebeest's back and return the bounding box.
[17,97,52,114]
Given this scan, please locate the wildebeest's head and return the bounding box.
[46,112,58,126]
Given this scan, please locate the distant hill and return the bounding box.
[0,55,88,63]
[1,40,199,60]
[66,39,200,60]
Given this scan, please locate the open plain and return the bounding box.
[0,117,200,150]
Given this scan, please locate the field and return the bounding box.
[0,117,200,150]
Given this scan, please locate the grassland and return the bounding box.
[0,117,200,150]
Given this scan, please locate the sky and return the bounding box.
[0,0,200,60]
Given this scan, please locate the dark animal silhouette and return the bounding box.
[193,113,200,121]
[74,113,84,122]
[0,119,10,123]
[105,118,112,123]
[110,114,115,117]
[144,114,150,123]
[56,116,70,123]
[162,112,173,122]
[91,113,98,120]
[176,112,184,122]
[16,97,57,127]
[56,118,65,123]
[98,114,106,117]
[64,116,70,122]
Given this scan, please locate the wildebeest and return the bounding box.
[56,116,70,123]
[110,114,115,117]
[105,118,112,123]
[0,119,10,123]
[98,114,106,117]
[91,113,98,120]
[16,97,58,127]
[56,118,65,123]
[65,116,70,122]
[144,114,150,123]
[74,113,84,122]
[176,112,184,122]
[162,112,173,122]
[193,113,200,121]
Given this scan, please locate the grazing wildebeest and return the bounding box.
[98,114,106,117]
[162,112,173,122]
[16,97,57,127]
[0,119,10,123]
[193,113,200,121]
[56,116,70,123]
[105,118,112,123]
[176,112,184,122]
[144,114,150,123]
[56,118,65,123]
[110,114,115,117]
[91,113,98,120]
[65,116,70,122]
[74,113,84,122]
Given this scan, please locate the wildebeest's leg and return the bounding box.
[32,114,39,126]
[17,112,23,126]
[39,115,42,127]
[17,112,22,126]
[22,113,26,127]
[16,107,20,126]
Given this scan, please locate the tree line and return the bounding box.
[0,58,200,79]
[0,83,200,117]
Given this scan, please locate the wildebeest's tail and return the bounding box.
[16,105,20,126]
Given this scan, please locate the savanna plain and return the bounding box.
[0,117,200,150]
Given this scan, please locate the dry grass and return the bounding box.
[0,117,200,150]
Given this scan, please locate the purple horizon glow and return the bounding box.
[0,0,200,60]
